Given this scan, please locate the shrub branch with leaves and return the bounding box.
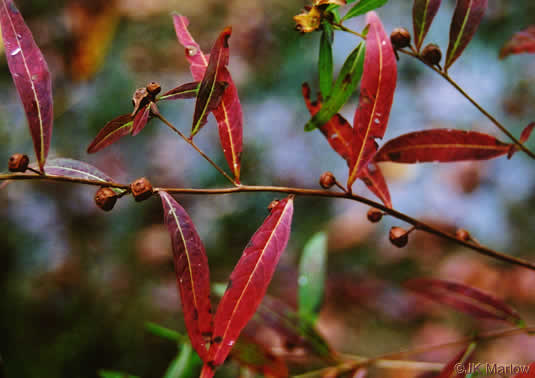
[2,0,535,376]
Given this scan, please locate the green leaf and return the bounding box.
[145,322,186,343]
[164,343,202,378]
[298,232,328,322]
[342,0,389,21]
[304,42,366,131]
[98,370,139,378]
[319,23,334,98]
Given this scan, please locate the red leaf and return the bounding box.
[521,122,535,143]
[131,104,150,136]
[437,343,476,378]
[360,163,392,208]
[413,0,443,51]
[204,197,294,375]
[158,81,199,101]
[347,11,397,189]
[500,26,535,59]
[87,114,133,153]
[0,0,53,172]
[174,15,243,183]
[513,362,535,377]
[405,278,523,325]
[445,0,488,71]
[374,129,511,163]
[159,191,213,361]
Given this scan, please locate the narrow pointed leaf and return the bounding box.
[374,129,511,163]
[164,343,203,378]
[158,81,200,101]
[445,0,488,71]
[319,23,334,98]
[160,191,213,361]
[437,343,476,378]
[348,12,397,189]
[174,15,243,182]
[405,278,523,325]
[413,0,443,51]
[342,0,388,21]
[520,122,535,143]
[302,83,353,162]
[0,0,53,172]
[500,26,535,59]
[231,335,289,377]
[304,43,366,132]
[87,114,134,153]
[98,371,139,378]
[192,27,231,136]
[131,104,151,136]
[513,362,535,377]
[298,232,328,322]
[206,197,294,373]
[360,163,392,208]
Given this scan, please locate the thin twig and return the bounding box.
[397,48,535,159]
[155,113,238,186]
[333,23,366,39]
[296,326,535,377]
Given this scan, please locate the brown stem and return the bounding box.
[155,113,238,186]
[296,326,534,377]
[1,173,534,271]
[397,48,535,159]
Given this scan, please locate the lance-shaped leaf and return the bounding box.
[500,26,535,59]
[304,43,366,132]
[131,104,151,136]
[98,371,139,378]
[298,232,328,322]
[192,27,231,136]
[513,362,535,378]
[374,129,511,163]
[445,0,488,71]
[87,114,134,153]
[158,81,200,101]
[174,15,243,182]
[413,0,443,51]
[0,0,53,172]
[348,12,397,189]
[360,163,392,208]
[319,23,334,98]
[405,278,524,326]
[342,0,388,21]
[437,343,476,378]
[204,197,294,376]
[164,343,203,378]
[231,335,289,378]
[521,122,535,143]
[160,191,213,361]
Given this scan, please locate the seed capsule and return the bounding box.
[131,177,153,202]
[389,226,409,248]
[421,44,442,66]
[456,228,471,242]
[146,82,161,97]
[390,28,411,49]
[8,153,29,172]
[319,171,336,189]
[367,208,383,223]
[94,187,117,211]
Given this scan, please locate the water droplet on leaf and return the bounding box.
[10,47,21,56]
[186,46,198,56]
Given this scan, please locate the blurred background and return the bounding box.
[1,0,535,377]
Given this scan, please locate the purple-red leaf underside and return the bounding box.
[413,0,442,51]
[131,104,150,136]
[205,197,294,374]
[174,14,243,183]
[500,26,535,59]
[348,11,397,189]
[374,129,511,163]
[521,122,535,143]
[158,81,199,101]
[37,158,114,182]
[405,278,522,325]
[446,0,488,70]
[302,83,392,207]
[191,27,231,137]
[0,0,53,172]
[87,114,133,153]
[159,191,213,361]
